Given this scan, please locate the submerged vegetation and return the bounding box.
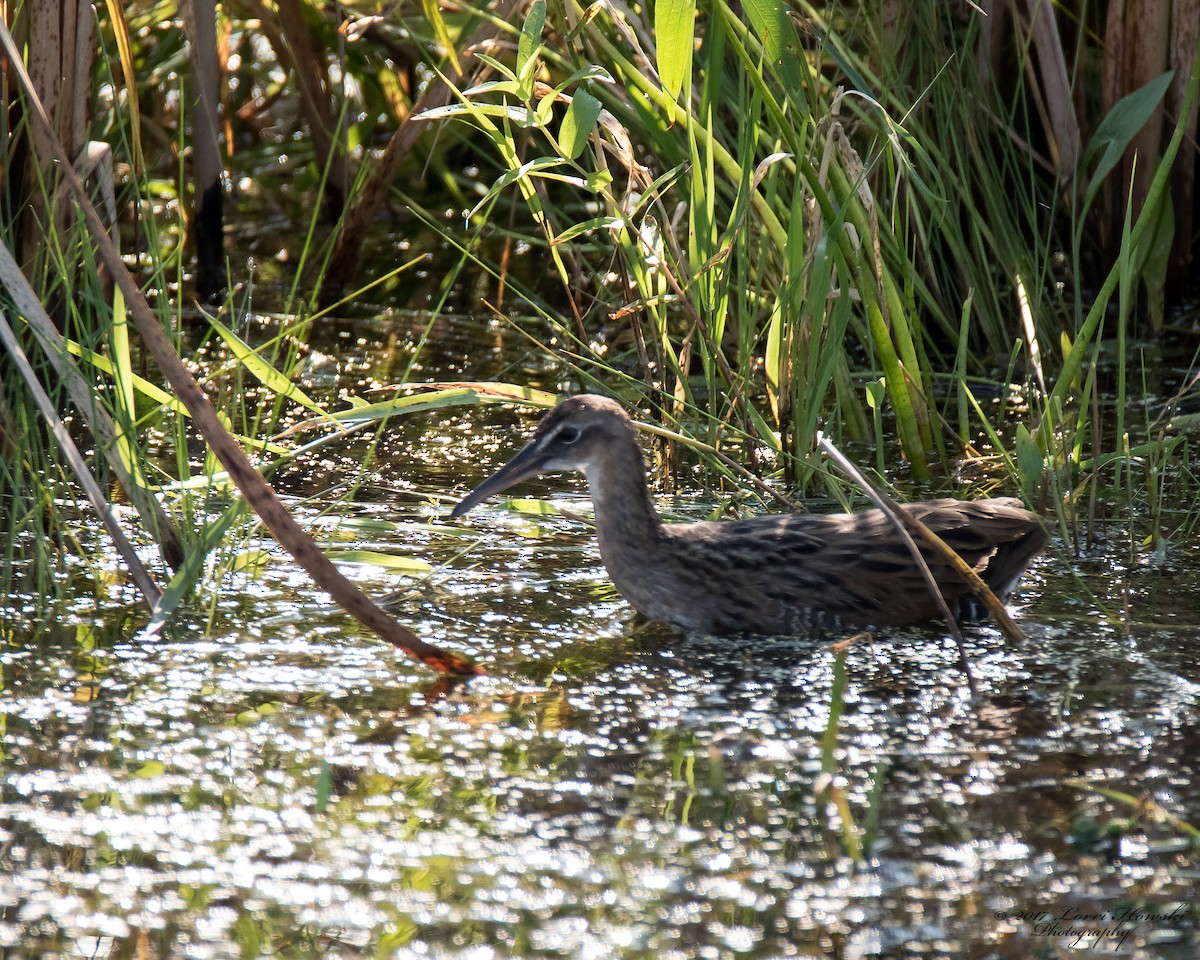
[1,3,1199,957]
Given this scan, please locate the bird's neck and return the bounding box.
[581,437,663,541]
[581,431,683,626]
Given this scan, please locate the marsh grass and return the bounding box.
[3,0,1199,615]
[393,0,1200,544]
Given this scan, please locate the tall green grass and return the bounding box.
[4,0,1199,613]
[395,0,1200,541]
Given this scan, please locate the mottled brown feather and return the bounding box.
[452,396,1048,635]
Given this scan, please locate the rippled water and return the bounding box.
[2,313,1197,958]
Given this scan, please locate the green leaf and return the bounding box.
[553,216,623,245]
[1015,424,1043,502]
[1133,187,1174,329]
[66,340,183,413]
[469,53,517,83]
[134,760,166,779]
[536,88,559,127]
[326,551,433,574]
[281,383,558,437]
[504,498,567,516]
[315,759,332,812]
[206,313,328,419]
[517,0,547,93]
[1083,71,1174,209]
[421,0,461,74]
[559,89,603,159]
[655,0,695,99]
[553,65,615,93]
[462,79,523,98]
[415,103,536,125]
[764,302,783,410]
[234,702,281,726]
[741,0,787,61]
[469,157,573,220]
[585,168,614,191]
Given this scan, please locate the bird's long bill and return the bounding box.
[449,440,549,519]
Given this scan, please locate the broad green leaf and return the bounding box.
[1084,71,1174,209]
[743,0,812,92]
[586,168,614,191]
[315,759,332,812]
[559,89,603,159]
[134,760,166,779]
[655,0,695,99]
[1015,424,1043,502]
[536,88,559,127]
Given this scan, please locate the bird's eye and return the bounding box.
[558,426,582,444]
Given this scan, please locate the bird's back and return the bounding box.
[622,497,1047,634]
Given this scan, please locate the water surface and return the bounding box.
[2,313,1196,959]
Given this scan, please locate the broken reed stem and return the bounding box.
[0,20,480,676]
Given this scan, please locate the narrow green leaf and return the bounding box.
[517,0,547,85]
[467,157,579,220]
[67,340,183,412]
[462,79,524,98]
[764,302,783,412]
[552,65,615,93]
[820,649,849,774]
[421,0,461,74]
[280,383,558,437]
[553,216,623,245]
[866,300,928,477]
[504,498,568,516]
[415,103,536,124]
[206,314,328,419]
[469,53,517,83]
[326,551,433,574]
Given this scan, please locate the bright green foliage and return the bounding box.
[408,0,1199,541]
[656,0,697,99]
